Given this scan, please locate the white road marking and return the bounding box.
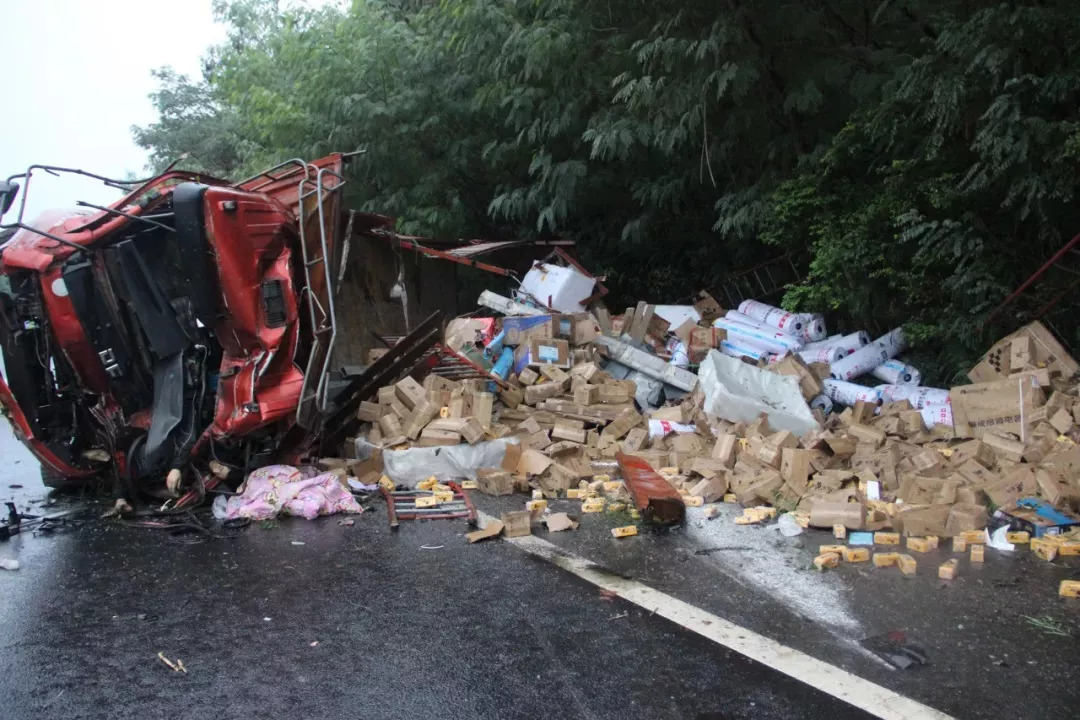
[482,513,954,720]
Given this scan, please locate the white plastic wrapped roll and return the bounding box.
[799,314,828,342]
[713,318,804,354]
[920,403,954,428]
[871,359,922,386]
[822,378,881,406]
[799,346,845,365]
[809,394,834,415]
[724,310,773,330]
[876,384,950,409]
[829,339,892,381]
[830,331,872,356]
[736,300,811,336]
[802,334,843,351]
[877,327,908,356]
[648,419,697,437]
[719,339,771,362]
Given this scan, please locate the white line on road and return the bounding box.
[482,513,954,720]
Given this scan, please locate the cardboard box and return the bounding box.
[555,313,600,345]
[897,554,918,575]
[476,469,515,496]
[970,544,985,562]
[951,376,1042,439]
[969,321,1079,382]
[501,511,533,538]
[938,559,959,580]
[873,552,899,567]
[502,315,554,346]
[529,337,571,369]
[692,290,723,323]
[1000,498,1080,538]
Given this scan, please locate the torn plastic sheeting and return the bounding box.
[872,359,921,387]
[821,378,881,407]
[383,438,520,487]
[647,419,696,437]
[616,452,685,525]
[697,350,819,436]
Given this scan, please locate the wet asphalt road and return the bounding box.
[0,434,870,720]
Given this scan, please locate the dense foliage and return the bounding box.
[134,0,1080,382]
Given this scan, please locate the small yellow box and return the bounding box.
[1057,542,1080,556]
[795,514,811,528]
[760,507,777,519]
[819,544,846,556]
[1059,580,1080,598]
[461,480,478,490]
[906,537,933,553]
[532,489,543,500]
[938,559,959,580]
[734,512,762,525]
[417,476,438,491]
[526,499,547,512]
[592,474,611,483]
[952,537,967,552]
[1005,531,1030,545]
[722,493,738,503]
[603,481,623,493]
[874,532,900,545]
[970,544,985,563]
[439,406,450,418]
[873,552,899,568]
[658,466,680,477]
[684,496,704,507]
[960,530,986,544]
[611,525,638,538]
[1032,538,1058,561]
[607,502,626,512]
[566,488,584,499]
[581,500,606,513]
[629,509,641,520]
[897,554,918,575]
[434,491,455,504]
[927,536,940,549]
[414,495,438,508]
[833,524,847,540]
[814,553,841,570]
[842,547,870,563]
[378,475,395,491]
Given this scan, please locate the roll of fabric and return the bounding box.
[830,331,872,356]
[719,339,772,362]
[799,346,845,365]
[877,326,908,356]
[829,340,891,381]
[822,378,881,406]
[876,384,950,409]
[736,299,812,336]
[871,359,921,386]
[713,317,804,354]
[809,394,834,415]
[799,314,828,342]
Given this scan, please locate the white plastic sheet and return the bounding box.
[698,350,819,436]
[383,438,519,487]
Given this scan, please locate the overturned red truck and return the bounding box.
[0,155,359,498]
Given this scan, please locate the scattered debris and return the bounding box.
[157,652,188,674]
[0,558,19,571]
[1024,615,1071,637]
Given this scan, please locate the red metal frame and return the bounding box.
[989,230,1080,323]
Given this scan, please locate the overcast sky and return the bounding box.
[0,0,225,220]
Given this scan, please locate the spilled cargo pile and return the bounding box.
[339,257,1080,597]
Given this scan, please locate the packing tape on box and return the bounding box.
[871,359,922,386]
[736,299,815,336]
[822,378,881,406]
[876,384,951,409]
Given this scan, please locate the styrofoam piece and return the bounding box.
[876,384,950,409]
[698,350,819,436]
[822,378,881,406]
[519,262,595,313]
[798,346,844,365]
[719,339,771,362]
[810,394,834,415]
[920,403,954,428]
[877,327,908,356]
[647,419,697,437]
[713,318,804,354]
[654,305,701,328]
[871,359,921,386]
[799,314,828,343]
[829,339,892,381]
[384,438,520,486]
[736,299,811,336]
